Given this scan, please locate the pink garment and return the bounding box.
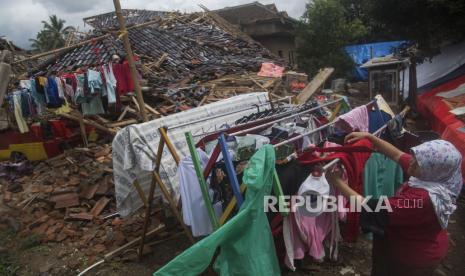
[257,62,284,77]
[284,144,348,270]
[284,211,332,269]
[336,105,369,132]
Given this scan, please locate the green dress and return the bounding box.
[154,144,281,276]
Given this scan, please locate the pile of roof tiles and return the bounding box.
[83,9,168,30]
[45,11,281,98]
[1,143,167,263]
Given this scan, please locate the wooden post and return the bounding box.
[113,0,148,122]
[138,136,165,259]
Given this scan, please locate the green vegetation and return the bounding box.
[29,15,75,52]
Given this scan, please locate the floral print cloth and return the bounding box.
[408,140,463,228]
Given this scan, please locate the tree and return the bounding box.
[297,0,368,78]
[368,0,465,58]
[29,15,75,52]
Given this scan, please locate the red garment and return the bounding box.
[123,60,134,92]
[387,154,448,267]
[112,60,136,96]
[297,138,374,242]
[60,73,78,92]
[112,63,128,96]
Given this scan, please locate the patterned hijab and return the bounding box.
[408,140,463,228]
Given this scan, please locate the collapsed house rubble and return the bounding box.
[0,143,169,261]
[2,9,290,142]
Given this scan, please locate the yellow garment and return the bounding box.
[13,94,29,133]
[54,98,71,114]
[38,76,47,86]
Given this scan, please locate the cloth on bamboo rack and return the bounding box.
[336,104,369,132]
[297,139,374,242]
[45,76,63,108]
[112,93,271,216]
[5,89,44,133]
[178,148,223,237]
[154,145,280,276]
[283,142,348,270]
[102,62,118,104]
[363,153,404,198]
[367,103,392,133]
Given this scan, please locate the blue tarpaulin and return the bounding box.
[345,41,406,80]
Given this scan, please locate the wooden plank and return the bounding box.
[296,67,334,105]
[198,84,215,106]
[117,106,129,121]
[144,103,162,116]
[58,113,116,135]
[106,119,138,128]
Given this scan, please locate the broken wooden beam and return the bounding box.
[59,113,116,135]
[296,67,334,105]
[106,119,138,128]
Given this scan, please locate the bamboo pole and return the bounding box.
[185,132,219,230]
[13,14,165,65]
[12,34,112,65]
[58,113,116,135]
[113,0,148,122]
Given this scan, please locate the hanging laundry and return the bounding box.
[367,103,392,133]
[284,209,334,270]
[283,148,348,270]
[112,62,131,96]
[276,159,312,196]
[55,77,65,99]
[29,79,46,115]
[87,69,105,95]
[298,139,374,242]
[81,95,105,116]
[12,93,29,133]
[155,145,280,276]
[45,76,63,108]
[178,148,223,237]
[102,62,118,104]
[36,76,47,102]
[336,104,369,132]
[61,73,78,93]
[64,83,75,101]
[363,153,403,198]
[123,59,135,92]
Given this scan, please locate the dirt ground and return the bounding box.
[1,192,464,276]
[1,110,465,276]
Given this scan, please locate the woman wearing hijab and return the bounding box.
[326,132,463,276]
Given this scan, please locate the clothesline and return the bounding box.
[168,96,292,130]
[230,97,344,137]
[321,105,411,173]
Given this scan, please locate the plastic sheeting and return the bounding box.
[112,93,271,216]
[403,40,465,97]
[345,41,405,80]
[154,145,280,276]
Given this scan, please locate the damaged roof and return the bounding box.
[83,9,169,31]
[45,11,281,87]
[214,2,298,25]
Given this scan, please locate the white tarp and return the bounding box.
[112,92,270,216]
[402,40,465,98]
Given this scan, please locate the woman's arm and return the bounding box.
[326,168,364,205]
[345,132,405,162]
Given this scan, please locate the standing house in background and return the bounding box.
[214,2,298,67]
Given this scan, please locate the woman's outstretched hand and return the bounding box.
[344,132,373,144]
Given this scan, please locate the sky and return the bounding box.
[0,0,308,49]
